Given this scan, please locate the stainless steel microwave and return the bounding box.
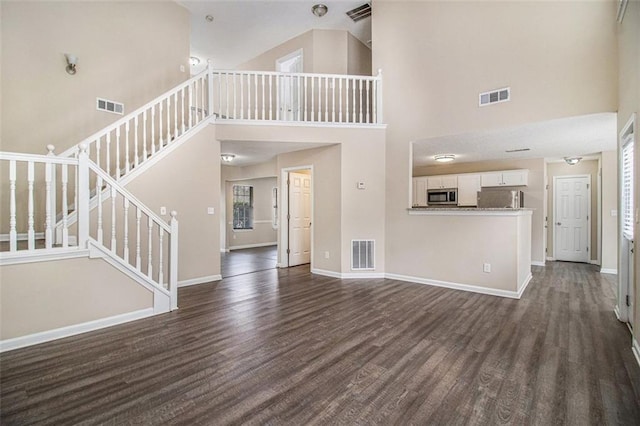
[427,189,457,205]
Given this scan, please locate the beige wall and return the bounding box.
[225,177,277,249]
[347,33,372,76]
[601,150,618,272]
[546,159,599,261]
[1,1,190,154]
[126,125,221,283]
[374,1,617,279]
[415,158,545,264]
[617,0,640,334]
[0,257,152,340]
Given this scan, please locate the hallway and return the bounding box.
[221,245,278,278]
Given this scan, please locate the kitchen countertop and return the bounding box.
[408,207,534,216]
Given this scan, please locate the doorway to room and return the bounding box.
[552,175,591,263]
[280,167,312,268]
[276,49,303,121]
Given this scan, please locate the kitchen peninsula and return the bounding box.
[389,207,533,299]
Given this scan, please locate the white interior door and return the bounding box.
[554,176,590,262]
[288,172,311,266]
[276,50,303,121]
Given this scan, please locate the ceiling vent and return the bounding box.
[352,240,375,270]
[505,148,530,153]
[346,3,371,22]
[97,97,124,115]
[479,87,510,107]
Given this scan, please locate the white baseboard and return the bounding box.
[531,261,546,267]
[632,338,640,369]
[178,274,222,287]
[229,242,277,251]
[600,268,618,275]
[385,273,526,299]
[546,257,556,261]
[0,232,45,242]
[589,260,601,266]
[311,268,343,279]
[517,273,533,297]
[220,248,230,253]
[614,305,622,322]
[0,308,155,353]
[310,268,385,279]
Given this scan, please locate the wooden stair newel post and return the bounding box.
[76,143,90,249]
[376,68,383,124]
[169,211,179,311]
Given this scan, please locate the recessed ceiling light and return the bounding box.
[434,154,455,163]
[312,4,328,17]
[190,56,200,67]
[221,153,236,162]
[205,15,214,22]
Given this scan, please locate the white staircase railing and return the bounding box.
[0,145,179,310]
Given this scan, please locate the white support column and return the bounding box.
[169,211,179,311]
[76,143,90,249]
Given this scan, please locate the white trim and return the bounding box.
[311,268,343,279]
[618,112,635,324]
[0,232,45,242]
[632,338,640,369]
[253,220,273,224]
[229,242,277,251]
[531,261,546,267]
[408,208,533,217]
[385,272,532,299]
[220,248,230,253]
[546,257,556,261]
[178,275,222,287]
[615,305,623,321]
[342,272,385,279]
[600,268,618,275]
[0,247,89,266]
[215,120,386,130]
[589,260,601,266]
[0,308,155,353]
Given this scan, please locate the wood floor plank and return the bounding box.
[1,262,640,425]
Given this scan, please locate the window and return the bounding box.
[233,185,253,230]
[622,136,634,240]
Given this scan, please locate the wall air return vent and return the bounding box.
[346,3,371,22]
[97,98,124,115]
[352,240,375,270]
[479,87,510,107]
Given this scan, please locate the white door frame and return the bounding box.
[552,174,591,263]
[617,113,636,323]
[279,165,314,269]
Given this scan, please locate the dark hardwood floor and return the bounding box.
[1,262,639,425]
[221,245,278,278]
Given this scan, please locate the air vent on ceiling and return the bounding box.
[97,97,124,115]
[505,148,530,153]
[346,3,371,22]
[479,87,510,107]
[352,240,375,270]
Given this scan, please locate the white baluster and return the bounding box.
[304,76,308,122]
[255,73,259,120]
[346,79,350,123]
[106,132,111,176]
[111,187,117,252]
[125,122,130,174]
[240,73,244,120]
[147,216,153,279]
[46,145,57,245]
[8,160,17,251]
[169,211,179,310]
[276,75,280,121]
[339,79,343,123]
[200,75,205,120]
[166,97,171,143]
[143,110,148,160]
[207,59,214,119]
[269,75,273,120]
[247,73,252,119]
[97,174,103,244]
[376,69,383,124]
[27,161,35,250]
[366,79,371,123]
[372,78,377,124]
[359,79,363,123]
[123,198,130,263]
[158,226,164,287]
[61,164,69,248]
[352,78,356,122]
[181,88,187,133]
[45,161,53,249]
[96,137,101,171]
[134,116,139,168]
[331,77,336,123]
[233,74,237,119]
[77,144,90,249]
[217,73,222,120]
[158,100,164,147]
[261,74,265,120]
[151,105,156,155]
[115,126,121,179]
[311,77,315,122]
[297,76,301,122]
[188,82,194,128]
[173,92,178,137]
[290,76,294,120]
[226,73,230,119]
[135,207,141,270]
[324,77,329,122]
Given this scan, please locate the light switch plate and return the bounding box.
[160,206,167,215]
[357,181,366,190]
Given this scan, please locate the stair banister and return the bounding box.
[77,144,90,249]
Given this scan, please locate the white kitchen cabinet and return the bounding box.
[412,177,428,206]
[427,175,458,190]
[457,174,482,206]
[481,170,528,187]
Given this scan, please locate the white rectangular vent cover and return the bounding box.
[352,240,375,270]
[346,3,371,22]
[97,98,124,115]
[479,87,510,106]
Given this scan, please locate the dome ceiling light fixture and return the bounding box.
[434,154,456,163]
[221,153,236,162]
[564,156,582,166]
[312,4,328,17]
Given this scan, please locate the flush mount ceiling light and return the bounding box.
[205,14,214,22]
[190,56,201,67]
[312,4,328,17]
[564,156,582,166]
[65,53,78,75]
[221,153,236,162]
[434,154,455,163]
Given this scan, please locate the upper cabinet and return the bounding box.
[481,170,528,187]
[427,175,458,190]
[412,177,428,206]
[457,174,482,206]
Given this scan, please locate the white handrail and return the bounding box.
[214,69,382,82]
[0,151,77,165]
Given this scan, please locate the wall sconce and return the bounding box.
[564,157,582,166]
[221,153,236,162]
[65,54,78,75]
[312,4,328,17]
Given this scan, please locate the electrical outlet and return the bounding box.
[180,65,185,72]
[483,263,491,273]
[324,251,330,259]
[160,206,167,215]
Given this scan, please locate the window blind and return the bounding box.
[622,136,634,240]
